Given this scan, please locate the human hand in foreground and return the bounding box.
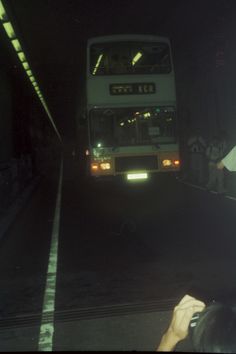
[156,294,206,351]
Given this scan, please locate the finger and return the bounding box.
[172,305,204,328]
[173,303,206,321]
[174,304,205,317]
[180,300,205,310]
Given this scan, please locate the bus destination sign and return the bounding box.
[110,83,156,95]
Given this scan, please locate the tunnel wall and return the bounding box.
[0,68,13,163]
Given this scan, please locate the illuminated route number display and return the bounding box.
[110,83,155,95]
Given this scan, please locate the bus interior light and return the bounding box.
[3,22,15,38]
[132,52,142,66]
[144,112,151,118]
[93,54,103,75]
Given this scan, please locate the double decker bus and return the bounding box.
[84,34,180,180]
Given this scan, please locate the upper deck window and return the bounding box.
[90,41,171,75]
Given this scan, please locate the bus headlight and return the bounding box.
[162,159,172,167]
[100,162,111,170]
[162,159,180,168]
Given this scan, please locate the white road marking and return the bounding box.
[38,159,63,351]
[178,179,236,201]
[226,195,236,201]
[179,180,205,190]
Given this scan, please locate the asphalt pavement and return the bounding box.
[0,156,236,351]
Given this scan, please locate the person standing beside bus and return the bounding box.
[206,136,225,193]
[187,131,206,184]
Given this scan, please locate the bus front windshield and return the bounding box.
[89,107,176,148]
[90,41,171,75]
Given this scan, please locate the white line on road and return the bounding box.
[226,195,236,201]
[178,179,205,190]
[178,179,236,201]
[38,159,63,351]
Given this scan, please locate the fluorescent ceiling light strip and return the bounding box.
[22,62,29,70]
[0,2,61,143]
[26,69,33,77]
[2,21,15,38]
[17,51,26,62]
[29,76,35,83]
[11,38,22,52]
[0,0,7,20]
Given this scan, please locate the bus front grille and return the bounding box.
[115,155,158,173]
